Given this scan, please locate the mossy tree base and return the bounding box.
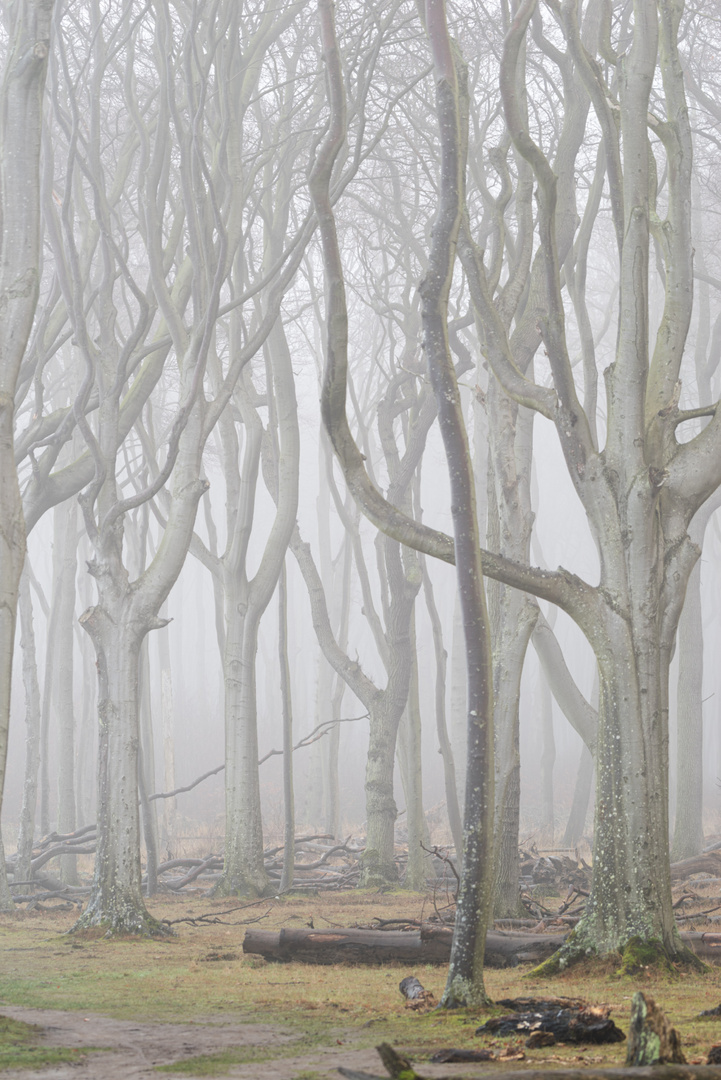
[440,974,493,1009]
[211,872,275,899]
[70,899,171,938]
[530,927,708,979]
[358,849,398,889]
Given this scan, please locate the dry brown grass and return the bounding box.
[2,889,721,1071]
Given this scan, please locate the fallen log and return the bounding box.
[244,927,453,964]
[244,926,721,967]
[243,926,565,967]
[337,1043,721,1080]
[670,851,721,882]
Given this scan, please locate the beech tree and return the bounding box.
[0,0,54,908]
[13,0,313,931]
[311,0,721,986]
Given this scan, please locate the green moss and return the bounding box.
[527,928,592,977]
[617,936,673,977]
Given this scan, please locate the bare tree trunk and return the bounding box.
[395,633,427,892]
[54,500,78,884]
[450,593,467,811]
[75,564,97,828]
[220,594,270,897]
[562,742,593,850]
[138,640,159,896]
[419,0,494,1007]
[325,533,352,839]
[0,0,54,907]
[76,620,156,933]
[278,563,295,893]
[672,551,704,859]
[39,535,60,837]
[157,615,176,858]
[539,663,556,844]
[15,571,41,884]
[421,559,463,856]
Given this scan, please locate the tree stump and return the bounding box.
[625,992,685,1065]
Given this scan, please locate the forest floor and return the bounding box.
[2,890,721,1079]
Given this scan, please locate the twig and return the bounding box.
[258,714,368,766]
[161,898,273,927]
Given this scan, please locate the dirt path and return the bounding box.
[0,1005,391,1079]
[0,1004,501,1078]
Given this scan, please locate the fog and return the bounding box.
[0,1,720,981]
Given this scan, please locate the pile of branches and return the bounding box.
[263,836,364,890]
[5,828,368,903]
[515,844,591,927]
[5,826,96,907]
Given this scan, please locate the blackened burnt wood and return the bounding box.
[477,1004,625,1044]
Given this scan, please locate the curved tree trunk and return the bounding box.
[672,554,704,860]
[562,742,593,849]
[0,0,54,907]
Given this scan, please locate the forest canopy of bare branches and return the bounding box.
[1,0,721,1005]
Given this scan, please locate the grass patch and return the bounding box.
[2,892,721,1069]
[154,1032,326,1074]
[154,1046,279,1074]
[0,1013,99,1071]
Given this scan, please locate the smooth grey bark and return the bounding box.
[417,0,495,1007]
[672,525,705,859]
[308,16,435,886]
[421,558,463,856]
[539,660,556,843]
[39,530,60,836]
[449,594,467,812]
[74,561,97,827]
[462,0,708,967]
[395,622,427,891]
[53,498,78,883]
[278,563,295,894]
[15,571,41,884]
[486,389,537,919]
[62,0,297,929]
[138,640,159,896]
[563,742,593,850]
[157,617,176,858]
[0,0,54,908]
[532,612,598,755]
[325,530,352,839]
[73,399,209,935]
